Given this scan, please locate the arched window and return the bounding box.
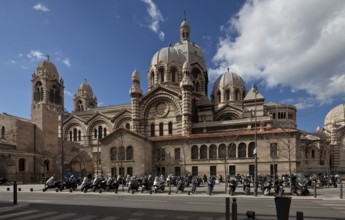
[168,122,173,135]
[191,145,198,160]
[150,72,154,86]
[218,144,226,159]
[1,126,5,138]
[69,131,72,141]
[159,122,163,136]
[171,67,176,82]
[125,123,130,129]
[110,147,117,160]
[119,146,125,161]
[228,143,236,158]
[78,130,81,141]
[19,158,25,172]
[94,129,97,139]
[209,144,217,159]
[150,123,155,136]
[226,90,230,101]
[217,91,221,103]
[248,142,255,158]
[126,146,133,160]
[98,126,103,139]
[159,67,164,83]
[236,90,240,101]
[73,128,77,141]
[104,127,107,137]
[77,100,83,111]
[238,143,246,158]
[200,145,207,159]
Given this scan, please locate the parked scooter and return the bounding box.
[43,176,63,192]
[61,175,78,192]
[92,175,107,192]
[242,176,251,195]
[207,177,215,195]
[175,176,185,193]
[80,174,93,193]
[141,175,153,193]
[188,178,199,195]
[261,176,272,196]
[153,176,166,193]
[228,178,237,195]
[127,176,139,194]
[274,179,284,196]
[291,173,309,196]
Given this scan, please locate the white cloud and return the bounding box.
[62,57,71,67]
[9,60,16,64]
[64,91,74,97]
[211,0,345,105]
[33,3,50,12]
[27,50,45,60]
[141,0,165,41]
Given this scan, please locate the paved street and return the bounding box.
[0,183,345,220]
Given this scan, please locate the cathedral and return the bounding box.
[1,18,344,182]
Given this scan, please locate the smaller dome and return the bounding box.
[150,46,184,67]
[324,104,345,129]
[212,70,245,95]
[78,80,94,98]
[37,59,59,80]
[180,20,189,28]
[132,69,140,81]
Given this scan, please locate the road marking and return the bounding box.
[318,203,345,207]
[0,210,40,219]
[45,213,78,220]
[101,217,119,220]
[124,199,168,203]
[266,205,325,209]
[175,216,189,219]
[187,202,223,206]
[14,211,58,220]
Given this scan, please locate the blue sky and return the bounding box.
[1,0,345,132]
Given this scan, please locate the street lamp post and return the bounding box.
[254,85,258,196]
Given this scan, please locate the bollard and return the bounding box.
[275,196,291,220]
[225,197,230,220]
[314,183,317,198]
[13,181,17,205]
[246,211,256,219]
[7,187,10,191]
[340,181,343,199]
[232,197,237,220]
[18,188,21,191]
[296,211,303,220]
[30,188,33,192]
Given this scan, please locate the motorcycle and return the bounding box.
[43,176,63,192]
[243,177,251,195]
[141,176,153,193]
[274,179,284,196]
[61,175,78,192]
[80,175,93,193]
[261,176,272,196]
[175,177,185,193]
[0,177,11,186]
[153,176,166,193]
[92,176,107,192]
[188,178,198,195]
[228,179,237,195]
[207,177,215,195]
[292,173,310,196]
[127,176,139,194]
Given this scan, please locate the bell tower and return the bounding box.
[31,57,64,155]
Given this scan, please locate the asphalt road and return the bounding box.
[1,183,345,219]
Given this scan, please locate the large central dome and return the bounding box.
[151,46,185,67]
[324,104,345,130]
